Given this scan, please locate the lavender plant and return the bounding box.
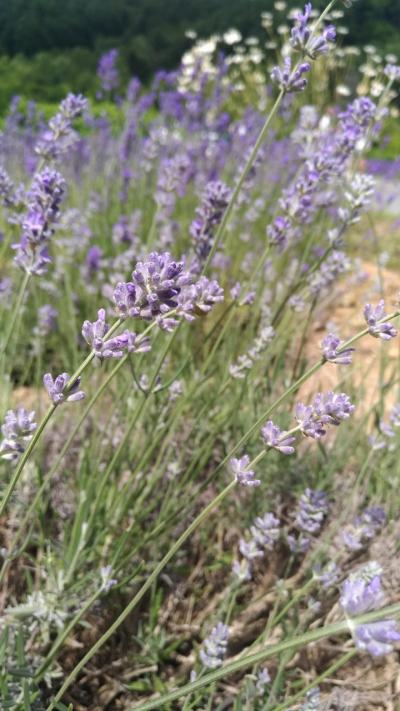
[0,2,400,709]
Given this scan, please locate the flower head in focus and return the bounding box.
[321,333,354,365]
[43,372,85,405]
[261,420,296,455]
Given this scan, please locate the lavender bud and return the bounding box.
[232,558,252,582]
[190,181,231,263]
[296,488,329,534]
[229,455,260,487]
[364,300,397,340]
[321,333,354,365]
[199,622,229,669]
[261,420,296,455]
[313,561,340,589]
[113,282,139,319]
[0,408,37,461]
[100,565,117,592]
[340,568,400,656]
[97,49,119,94]
[43,372,85,405]
[250,513,280,550]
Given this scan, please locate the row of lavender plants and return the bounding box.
[1,1,400,709]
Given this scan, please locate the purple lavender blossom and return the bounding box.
[123,330,151,354]
[0,408,37,461]
[250,513,280,550]
[255,668,271,696]
[287,533,311,555]
[339,97,377,131]
[178,276,224,320]
[296,391,355,439]
[232,558,252,582]
[36,93,88,159]
[230,455,260,487]
[190,181,231,262]
[33,305,58,338]
[312,391,355,426]
[290,4,336,59]
[308,251,351,296]
[390,404,400,428]
[342,506,387,552]
[13,168,66,276]
[155,155,191,218]
[82,308,125,360]
[321,333,354,365]
[97,49,119,94]
[271,57,311,93]
[267,216,293,249]
[296,488,328,534]
[113,282,139,319]
[0,277,13,307]
[0,166,16,208]
[199,622,229,669]
[313,561,340,589]
[100,565,117,592]
[364,300,397,341]
[299,688,321,710]
[85,245,103,275]
[43,373,85,405]
[239,537,264,561]
[261,420,296,455]
[384,64,400,81]
[295,402,326,439]
[59,93,88,119]
[131,252,191,320]
[340,570,400,656]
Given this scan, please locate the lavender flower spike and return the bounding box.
[321,333,354,365]
[131,252,190,320]
[230,455,260,487]
[271,57,311,93]
[82,308,126,360]
[296,488,328,534]
[43,372,85,405]
[340,569,400,656]
[290,3,336,59]
[190,181,232,262]
[250,513,280,550]
[296,391,355,439]
[364,300,397,341]
[0,408,37,461]
[261,420,296,455]
[98,49,119,94]
[199,622,229,669]
[113,282,139,319]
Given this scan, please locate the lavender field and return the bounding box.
[1,2,400,709]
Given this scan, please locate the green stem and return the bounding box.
[1,271,30,355]
[46,480,237,711]
[0,356,129,587]
[85,323,179,531]
[36,589,100,681]
[202,0,337,275]
[202,89,284,273]
[127,604,400,710]
[0,317,126,517]
[0,403,57,517]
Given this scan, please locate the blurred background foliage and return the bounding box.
[0,0,399,113]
